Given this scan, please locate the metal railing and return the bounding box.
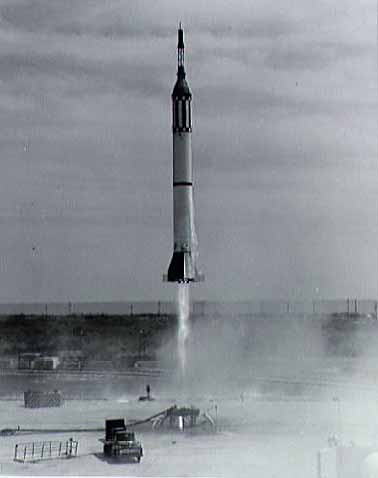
[14,438,78,462]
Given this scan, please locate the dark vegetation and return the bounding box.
[0,312,376,367]
[0,314,176,363]
[321,313,377,357]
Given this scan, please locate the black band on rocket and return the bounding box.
[173,182,193,187]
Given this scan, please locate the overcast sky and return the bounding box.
[0,0,376,303]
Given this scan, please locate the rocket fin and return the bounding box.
[164,251,204,283]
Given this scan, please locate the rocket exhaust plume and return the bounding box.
[177,282,190,377]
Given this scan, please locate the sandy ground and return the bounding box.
[1,348,378,477]
[0,387,377,478]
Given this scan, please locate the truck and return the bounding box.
[102,419,143,462]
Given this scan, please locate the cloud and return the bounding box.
[0,49,167,100]
[265,40,375,71]
[0,1,175,38]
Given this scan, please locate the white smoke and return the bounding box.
[177,282,190,378]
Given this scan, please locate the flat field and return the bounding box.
[0,382,377,477]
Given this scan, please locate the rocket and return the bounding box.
[164,25,203,283]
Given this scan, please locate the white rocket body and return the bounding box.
[164,27,203,283]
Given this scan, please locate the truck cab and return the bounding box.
[103,419,143,462]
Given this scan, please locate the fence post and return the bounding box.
[59,442,62,457]
[23,445,27,461]
[41,443,44,459]
[32,442,34,459]
[14,444,18,461]
[49,441,52,457]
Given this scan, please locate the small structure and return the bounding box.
[138,384,154,401]
[18,353,60,370]
[317,444,375,478]
[14,438,78,462]
[18,353,41,370]
[24,390,62,408]
[0,355,18,370]
[134,360,160,369]
[58,350,85,370]
[32,356,60,370]
[85,359,113,371]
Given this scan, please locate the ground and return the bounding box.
[1,314,378,477]
[0,382,377,477]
